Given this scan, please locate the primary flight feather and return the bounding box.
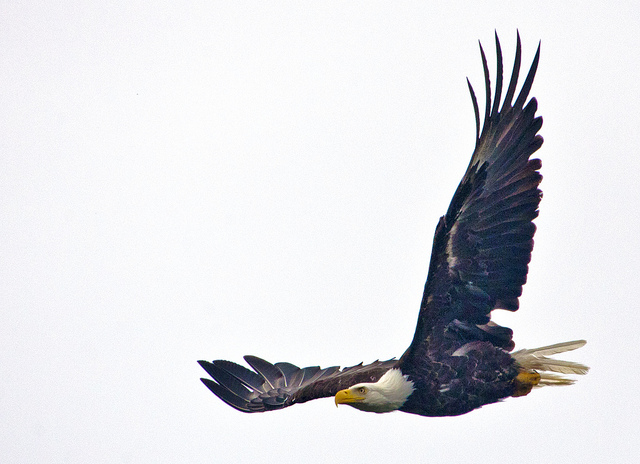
[198,32,588,417]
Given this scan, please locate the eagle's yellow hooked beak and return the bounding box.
[334,388,365,407]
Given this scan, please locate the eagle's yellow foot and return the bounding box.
[513,371,541,397]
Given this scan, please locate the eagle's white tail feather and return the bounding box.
[536,373,578,386]
[512,340,589,386]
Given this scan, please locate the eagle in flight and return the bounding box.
[198,33,588,417]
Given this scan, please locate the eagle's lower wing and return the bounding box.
[198,356,396,412]
[406,33,543,355]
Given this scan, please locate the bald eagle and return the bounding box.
[198,33,588,417]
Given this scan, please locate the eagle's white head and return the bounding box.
[334,368,415,413]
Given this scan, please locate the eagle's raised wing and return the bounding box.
[198,357,396,412]
[404,32,543,357]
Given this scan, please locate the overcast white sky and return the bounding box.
[2,2,639,463]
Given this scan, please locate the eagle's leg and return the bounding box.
[512,371,541,397]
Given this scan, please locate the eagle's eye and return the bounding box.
[357,387,367,395]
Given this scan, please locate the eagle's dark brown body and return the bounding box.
[399,339,518,416]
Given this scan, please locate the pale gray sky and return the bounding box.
[2,2,639,463]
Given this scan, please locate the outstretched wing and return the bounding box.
[198,356,396,412]
[405,33,543,356]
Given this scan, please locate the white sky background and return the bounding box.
[2,2,639,463]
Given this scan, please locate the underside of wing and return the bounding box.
[198,356,396,412]
[409,32,543,354]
